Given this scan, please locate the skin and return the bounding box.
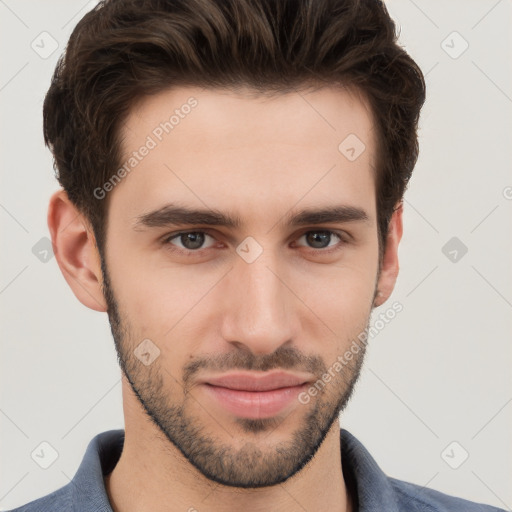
[48,85,402,512]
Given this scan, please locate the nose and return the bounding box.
[219,247,297,355]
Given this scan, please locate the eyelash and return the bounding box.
[161,229,349,257]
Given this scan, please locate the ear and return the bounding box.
[373,202,403,308]
[47,189,107,312]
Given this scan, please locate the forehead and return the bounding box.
[111,85,378,227]
[122,84,376,154]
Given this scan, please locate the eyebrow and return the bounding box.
[133,203,370,231]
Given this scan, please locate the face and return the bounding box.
[99,85,384,487]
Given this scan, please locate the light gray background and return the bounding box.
[1,0,511,510]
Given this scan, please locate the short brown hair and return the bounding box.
[43,0,426,261]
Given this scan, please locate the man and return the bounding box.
[7,0,504,510]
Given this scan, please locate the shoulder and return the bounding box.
[4,429,123,511]
[340,428,505,512]
[389,476,505,512]
[4,484,72,512]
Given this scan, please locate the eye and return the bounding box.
[163,231,217,252]
[294,230,345,251]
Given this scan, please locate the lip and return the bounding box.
[200,370,312,391]
[198,371,312,419]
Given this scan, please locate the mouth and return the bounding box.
[198,371,312,419]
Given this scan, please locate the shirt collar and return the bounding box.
[341,429,400,511]
[70,429,123,512]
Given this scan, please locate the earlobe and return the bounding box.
[373,202,403,308]
[47,189,107,312]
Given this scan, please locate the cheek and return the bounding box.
[300,252,377,304]
[298,265,376,354]
[108,254,218,364]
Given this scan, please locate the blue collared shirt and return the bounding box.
[6,428,505,511]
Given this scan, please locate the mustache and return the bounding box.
[182,345,327,385]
